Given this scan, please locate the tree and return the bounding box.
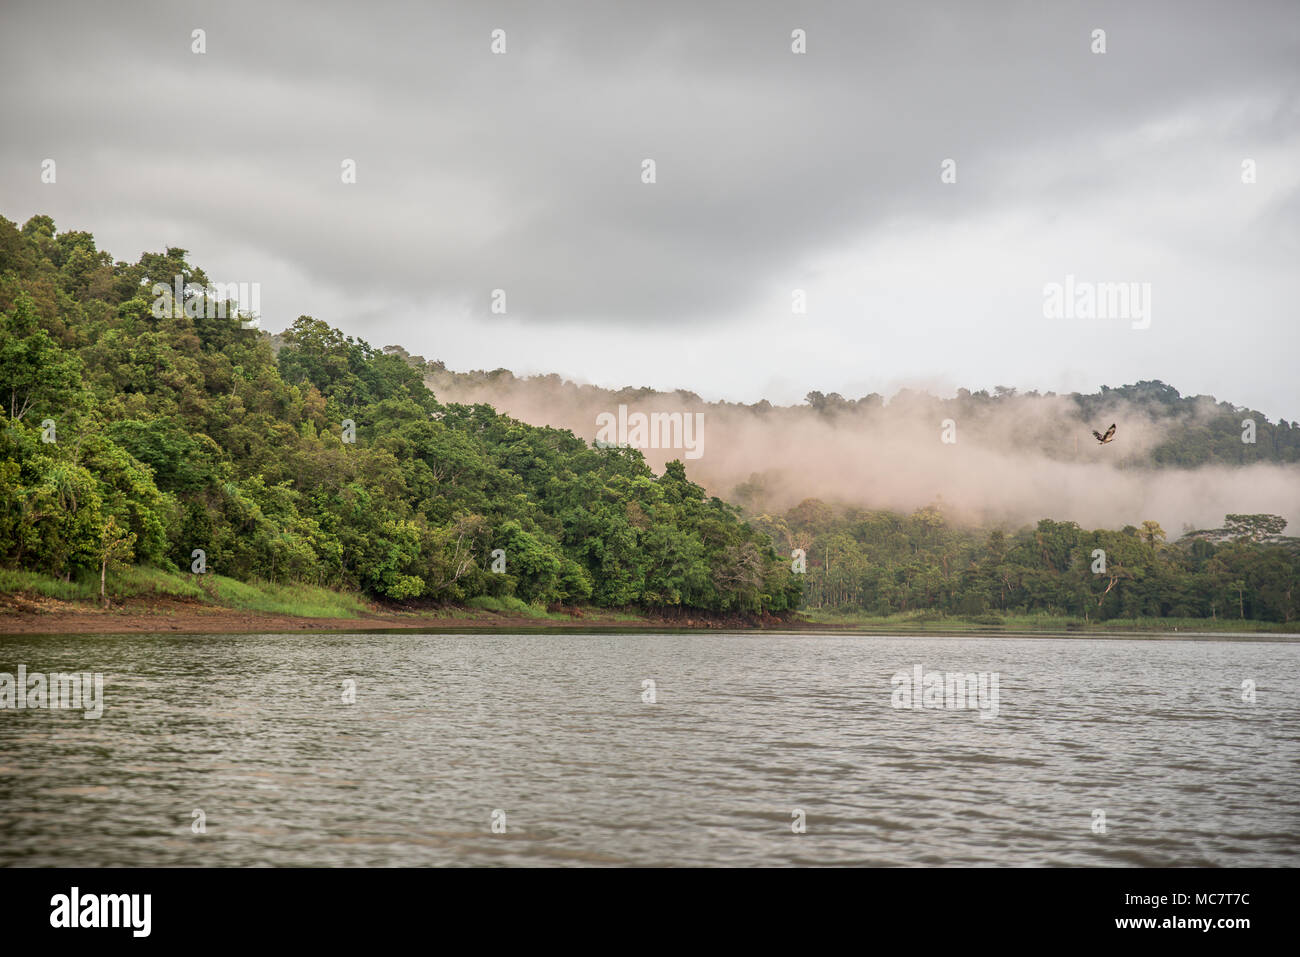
[0,294,84,422]
[1224,514,1287,543]
[1139,520,1166,548]
[98,516,136,607]
[1231,579,1247,619]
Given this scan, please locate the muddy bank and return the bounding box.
[0,593,800,636]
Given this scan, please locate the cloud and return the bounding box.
[1,0,1296,415]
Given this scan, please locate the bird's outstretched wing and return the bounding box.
[1093,423,1116,443]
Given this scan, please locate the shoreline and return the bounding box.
[0,593,793,637]
[1,595,1295,640]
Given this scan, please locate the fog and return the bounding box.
[426,370,1300,535]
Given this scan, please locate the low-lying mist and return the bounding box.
[426,370,1300,535]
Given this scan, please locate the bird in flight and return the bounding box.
[1092,423,1117,444]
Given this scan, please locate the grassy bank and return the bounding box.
[3,568,1295,635]
[1,567,371,619]
[0,567,611,623]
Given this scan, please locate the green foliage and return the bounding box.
[464,594,558,618]
[0,214,795,616]
[0,293,86,423]
[753,499,1299,623]
[1224,513,1288,543]
[4,212,1290,624]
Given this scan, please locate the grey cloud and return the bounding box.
[1,0,1296,416]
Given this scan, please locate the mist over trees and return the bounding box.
[427,366,1300,469]
[424,365,1300,534]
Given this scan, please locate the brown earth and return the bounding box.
[0,593,806,636]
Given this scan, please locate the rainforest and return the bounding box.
[1,213,1296,624]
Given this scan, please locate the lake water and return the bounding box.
[1,631,1296,866]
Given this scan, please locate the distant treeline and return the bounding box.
[751,502,1298,623]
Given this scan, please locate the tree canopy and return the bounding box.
[0,214,799,615]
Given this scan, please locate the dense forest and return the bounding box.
[751,503,1298,623]
[0,214,800,615]
[1,213,1296,622]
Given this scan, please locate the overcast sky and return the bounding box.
[2,0,1297,417]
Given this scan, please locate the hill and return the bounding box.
[0,214,799,616]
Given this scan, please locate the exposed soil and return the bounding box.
[0,592,805,636]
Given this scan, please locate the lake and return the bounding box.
[1,631,1296,866]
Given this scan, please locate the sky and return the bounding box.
[2,0,1297,418]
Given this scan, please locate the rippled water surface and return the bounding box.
[1,631,1297,866]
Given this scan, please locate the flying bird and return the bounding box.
[1092,423,1116,444]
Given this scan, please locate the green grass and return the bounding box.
[0,568,100,601]
[0,566,368,618]
[464,595,568,619]
[113,566,208,599]
[0,565,206,601]
[202,575,371,618]
[3,567,585,623]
